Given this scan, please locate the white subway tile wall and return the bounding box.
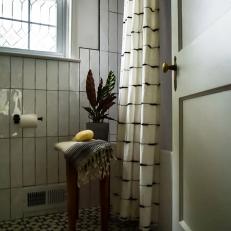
[23,59,35,89]
[109,0,117,12]
[0,56,10,88]
[0,89,10,138]
[100,5,109,51]
[47,60,58,90]
[23,138,35,186]
[35,60,46,90]
[0,189,10,221]
[0,0,123,220]
[79,49,90,91]
[35,90,46,137]
[0,139,10,189]
[11,57,23,89]
[47,137,59,184]
[109,12,118,52]
[35,137,47,185]
[59,62,69,91]
[10,138,23,188]
[0,57,79,219]
[10,188,23,219]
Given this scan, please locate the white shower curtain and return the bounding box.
[111,0,160,230]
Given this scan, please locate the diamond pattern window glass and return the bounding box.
[0,0,65,54]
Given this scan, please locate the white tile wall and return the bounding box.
[109,13,118,52]
[35,90,46,137]
[23,138,35,186]
[35,137,47,185]
[59,91,69,136]
[118,13,123,53]
[69,92,79,136]
[35,60,46,90]
[47,137,58,184]
[11,188,23,219]
[100,0,108,12]
[47,91,58,136]
[0,55,80,219]
[70,62,79,91]
[100,4,109,51]
[47,60,58,90]
[0,56,10,88]
[109,0,117,12]
[10,138,23,188]
[0,89,10,138]
[23,58,35,89]
[76,0,99,49]
[0,139,10,189]
[0,189,10,220]
[59,62,69,91]
[80,49,90,91]
[118,0,124,14]
[11,57,23,89]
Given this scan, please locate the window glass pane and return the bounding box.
[0,0,28,20]
[0,0,63,54]
[0,19,28,49]
[30,24,56,52]
[30,0,57,26]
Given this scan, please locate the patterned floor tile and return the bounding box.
[0,207,139,231]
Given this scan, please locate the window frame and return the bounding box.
[0,0,67,57]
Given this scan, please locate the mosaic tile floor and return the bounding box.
[0,207,139,231]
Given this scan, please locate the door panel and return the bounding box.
[181,0,231,48]
[180,87,231,231]
[171,0,231,230]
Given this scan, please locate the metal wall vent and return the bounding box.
[26,189,65,207]
[27,191,46,207]
[47,189,65,205]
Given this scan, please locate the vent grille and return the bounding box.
[26,188,66,208]
[47,189,65,205]
[27,191,46,207]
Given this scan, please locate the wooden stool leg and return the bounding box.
[66,160,79,231]
[100,175,110,231]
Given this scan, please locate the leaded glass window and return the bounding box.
[0,0,66,54]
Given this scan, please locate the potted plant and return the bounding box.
[83,69,116,141]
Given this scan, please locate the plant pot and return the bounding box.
[86,122,109,141]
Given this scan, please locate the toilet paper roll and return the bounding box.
[19,114,38,128]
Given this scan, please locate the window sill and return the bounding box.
[0,50,80,63]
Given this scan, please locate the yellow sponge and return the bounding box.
[74,130,94,142]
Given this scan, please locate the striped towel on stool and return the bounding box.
[55,140,114,185]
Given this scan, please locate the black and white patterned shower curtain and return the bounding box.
[111,0,160,230]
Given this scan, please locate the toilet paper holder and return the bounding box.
[13,114,43,124]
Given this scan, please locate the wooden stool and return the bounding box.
[66,160,110,231]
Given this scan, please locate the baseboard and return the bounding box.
[159,149,172,231]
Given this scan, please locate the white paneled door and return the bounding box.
[170,1,231,231]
